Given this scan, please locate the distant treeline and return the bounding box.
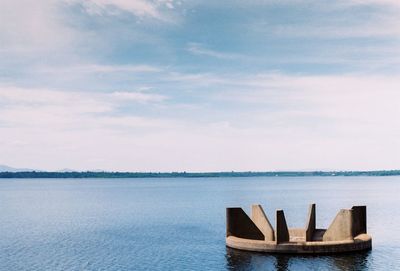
[1,170,400,178]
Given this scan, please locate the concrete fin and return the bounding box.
[305,203,316,241]
[323,209,353,241]
[276,210,290,244]
[351,206,367,236]
[251,204,275,241]
[226,208,265,240]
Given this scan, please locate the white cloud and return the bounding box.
[0,85,182,171]
[0,86,167,129]
[1,72,400,171]
[211,73,400,143]
[0,86,112,113]
[268,18,400,39]
[186,42,243,59]
[73,0,178,22]
[111,91,167,103]
[81,0,160,17]
[36,64,162,75]
[0,0,76,53]
[242,1,400,42]
[346,0,400,7]
[157,0,176,9]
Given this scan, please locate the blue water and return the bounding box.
[0,177,399,270]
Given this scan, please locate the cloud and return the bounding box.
[36,64,162,74]
[72,0,179,22]
[265,17,400,39]
[0,0,76,53]
[0,86,168,129]
[80,0,160,17]
[186,42,243,59]
[0,87,113,129]
[2,70,400,171]
[247,2,400,40]
[346,0,400,7]
[0,85,182,171]
[110,91,167,103]
[228,0,400,55]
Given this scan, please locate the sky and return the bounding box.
[0,0,399,171]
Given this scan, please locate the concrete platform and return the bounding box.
[226,204,372,254]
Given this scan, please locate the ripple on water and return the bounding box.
[0,177,399,270]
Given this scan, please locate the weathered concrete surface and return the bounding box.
[226,208,264,240]
[226,234,371,254]
[288,228,305,242]
[323,209,353,241]
[305,203,316,241]
[276,210,290,244]
[251,204,275,241]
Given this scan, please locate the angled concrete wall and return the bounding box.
[323,209,353,241]
[305,203,316,241]
[251,204,275,241]
[276,210,290,244]
[226,208,265,240]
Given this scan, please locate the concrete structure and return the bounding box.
[226,204,372,254]
[251,204,274,241]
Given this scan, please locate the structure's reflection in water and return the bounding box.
[225,247,371,271]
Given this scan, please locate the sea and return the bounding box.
[0,176,399,270]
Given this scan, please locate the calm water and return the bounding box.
[0,177,399,270]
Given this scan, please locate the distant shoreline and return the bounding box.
[1,170,400,178]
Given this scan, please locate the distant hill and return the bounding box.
[57,168,77,172]
[0,164,35,172]
[1,170,400,178]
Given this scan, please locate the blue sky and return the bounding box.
[0,0,399,171]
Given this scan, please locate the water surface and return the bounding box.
[0,177,399,270]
